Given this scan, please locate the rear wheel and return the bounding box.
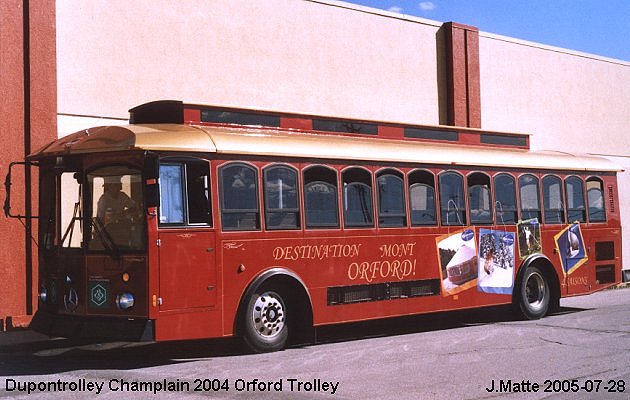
[242,288,288,353]
[517,266,550,319]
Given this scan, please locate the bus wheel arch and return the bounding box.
[514,255,561,319]
[236,268,314,353]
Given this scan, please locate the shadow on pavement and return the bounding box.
[0,305,587,377]
[314,304,587,345]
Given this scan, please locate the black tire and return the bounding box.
[242,287,289,353]
[517,265,550,320]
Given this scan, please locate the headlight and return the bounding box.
[116,293,135,310]
[38,287,47,304]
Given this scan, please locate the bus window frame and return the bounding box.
[262,163,301,231]
[467,171,493,225]
[302,164,341,230]
[85,163,147,252]
[586,176,607,223]
[518,173,542,222]
[157,157,212,228]
[492,172,518,225]
[375,167,407,229]
[408,168,437,227]
[341,166,375,229]
[438,170,467,226]
[542,174,566,225]
[218,161,261,231]
[564,175,586,223]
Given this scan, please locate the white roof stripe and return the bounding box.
[191,125,621,172]
[31,124,622,172]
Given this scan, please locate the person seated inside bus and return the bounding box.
[96,176,137,225]
[93,175,143,249]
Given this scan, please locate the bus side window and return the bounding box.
[159,161,211,226]
[219,163,260,231]
[519,174,541,221]
[586,177,606,222]
[564,176,586,222]
[342,167,374,228]
[376,169,406,228]
[439,171,466,226]
[263,165,300,230]
[159,164,185,224]
[186,162,212,225]
[408,169,436,226]
[542,175,565,224]
[493,173,517,224]
[303,166,339,229]
[467,172,493,225]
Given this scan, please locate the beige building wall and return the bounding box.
[57,0,441,124]
[57,0,629,271]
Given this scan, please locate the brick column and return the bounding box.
[439,22,481,128]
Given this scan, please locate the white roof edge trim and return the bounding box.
[196,126,622,173]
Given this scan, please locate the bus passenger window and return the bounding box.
[342,168,374,228]
[303,166,339,229]
[159,161,211,226]
[264,165,300,230]
[376,170,406,227]
[519,174,541,221]
[542,175,565,224]
[439,171,466,225]
[467,172,492,225]
[586,177,606,222]
[493,173,517,224]
[220,163,260,230]
[565,176,586,222]
[408,170,436,226]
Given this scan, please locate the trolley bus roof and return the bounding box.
[30,123,622,172]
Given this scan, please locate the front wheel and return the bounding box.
[242,289,289,353]
[517,266,550,320]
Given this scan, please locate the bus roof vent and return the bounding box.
[129,100,184,124]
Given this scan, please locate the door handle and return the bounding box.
[207,248,214,252]
[207,286,215,291]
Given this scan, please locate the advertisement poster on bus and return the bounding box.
[477,229,515,294]
[516,218,541,259]
[554,223,588,275]
[436,229,477,296]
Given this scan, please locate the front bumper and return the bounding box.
[30,310,154,341]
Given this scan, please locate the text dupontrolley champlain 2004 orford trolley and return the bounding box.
[4,100,623,352]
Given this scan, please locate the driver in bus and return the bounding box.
[96,176,136,225]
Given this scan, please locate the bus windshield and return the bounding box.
[87,166,145,252]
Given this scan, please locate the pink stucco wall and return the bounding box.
[1,0,57,327]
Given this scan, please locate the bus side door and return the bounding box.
[158,230,217,310]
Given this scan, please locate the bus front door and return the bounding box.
[158,230,217,310]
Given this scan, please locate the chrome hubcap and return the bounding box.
[525,272,546,312]
[252,291,285,338]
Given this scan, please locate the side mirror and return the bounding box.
[4,161,39,219]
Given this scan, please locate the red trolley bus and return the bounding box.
[6,100,623,352]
